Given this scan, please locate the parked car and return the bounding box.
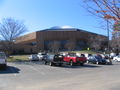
[0,52,7,69]
[63,53,87,66]
[28,54,39,61]
[44,53,87,66]
[99,54,112,65]
[44,54,64,66]
[110,52,116,59]
[87,55,107,64]
[37,52,47,60]
[113,55,120,61]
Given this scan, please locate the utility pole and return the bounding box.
[107,19,110,56]
[106,19,112,64]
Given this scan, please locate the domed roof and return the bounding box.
[50,26,75,29]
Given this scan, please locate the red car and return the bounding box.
[63,53,87,66]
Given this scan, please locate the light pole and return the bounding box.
[106,19,112,64]
[106,19,110,56]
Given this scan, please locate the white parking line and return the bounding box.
[27,65,46,75]
[42,65,72,74]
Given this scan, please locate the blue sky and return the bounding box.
[0,0,108,36]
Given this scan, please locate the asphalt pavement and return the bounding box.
[0,61,120,90]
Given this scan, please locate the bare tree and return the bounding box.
[110,35,120,53]
[83,0,120,21]
[0,17,27,54]
[113,21,120,31]
[83,0,120,54]
[83,0,120,33]
[87,34,107,51]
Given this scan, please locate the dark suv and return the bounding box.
[44,54,64,66]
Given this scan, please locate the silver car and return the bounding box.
[37,53,47,60]
[28,54,39,61]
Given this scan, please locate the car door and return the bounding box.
[48,55,54,62]
[64,55,70,62]
[88,56,93,62]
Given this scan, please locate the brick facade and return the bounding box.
[15,28,107,54]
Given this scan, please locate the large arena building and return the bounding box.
[15,26,107,54]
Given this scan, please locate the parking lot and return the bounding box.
[0,61,120,90]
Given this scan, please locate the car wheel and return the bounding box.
[49,62,54,66]
[96,61,99,65]
[86,61,89,64]
[44,61,47,65]
[70,60,74,66]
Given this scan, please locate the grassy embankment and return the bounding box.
[7,55,29,62]
[63,50,97,54]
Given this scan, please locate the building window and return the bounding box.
[26,42,37,46]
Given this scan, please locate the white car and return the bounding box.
[110,53,116,59]
[28,54,39,61]
[0,52,7,69]
[113,55,120,61]
[37,53,47,60]
[84,53,93,60]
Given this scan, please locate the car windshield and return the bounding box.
[41,53,46,55]
[95,56,102,59]
[68,54,84,57]
[68,53,76,57]
[90,56,95,59]
[32,54,37,57]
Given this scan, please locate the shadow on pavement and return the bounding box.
[82,64,101,68]
[111,61,120,65]
[12,60,43,65]
[55,64,101,69]
[0,66,20,74]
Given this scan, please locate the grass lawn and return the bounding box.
[61,50,97,54]
[7,55,29,62]
[72,50,97,54]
